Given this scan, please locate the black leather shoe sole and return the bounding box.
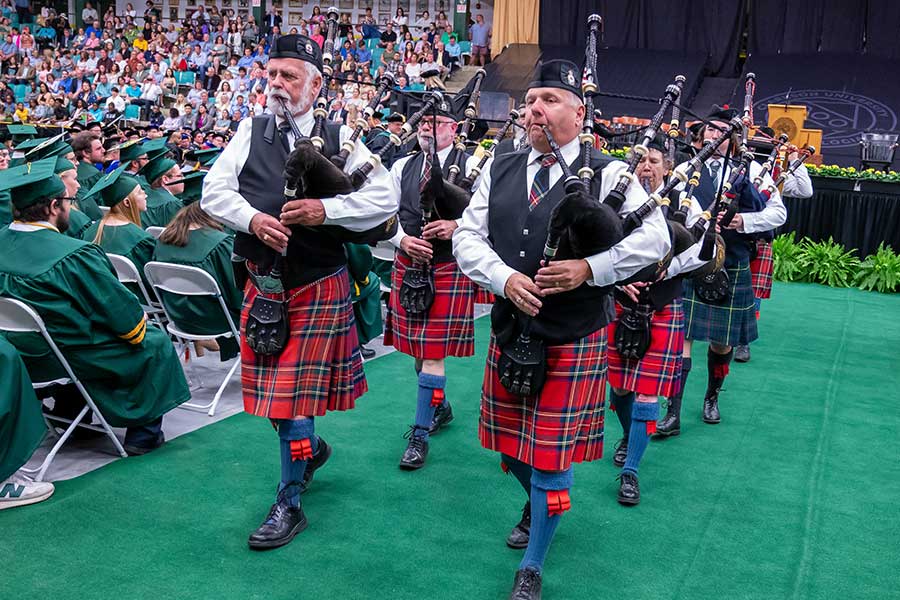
[652,426,680,438]
[702,415,721,424]
[506,534,529,549]
[247,515,308,550]
[617,492,640,506]
[398,457,427,470]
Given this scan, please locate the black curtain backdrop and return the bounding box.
[538,0,745,76]
[783,180,900,256]
[865,2,900,59]
[750,0,871,56]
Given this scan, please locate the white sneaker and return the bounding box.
[0,473,55,510]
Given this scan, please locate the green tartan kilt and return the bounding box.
[682,260,758,347]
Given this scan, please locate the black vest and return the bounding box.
[234,114,343,287]
[692,161,763,267]
[488,148,616,345]
[397,149,470,263]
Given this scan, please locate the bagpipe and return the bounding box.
[398,87,485,315]
[773,144,815,188]
[690,73,758,304]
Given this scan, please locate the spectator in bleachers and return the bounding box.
[379,22,397,48]
[469,13,491,67]
[0,158,190,457]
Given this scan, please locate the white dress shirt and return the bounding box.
[781,163,813,199]
[201,107,396,234]
[680,157,787,235]
[453,136,671,298]
[388,144,483,248]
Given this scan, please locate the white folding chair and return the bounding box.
[143,261,241,417]
[107,253,167,327]
[145,226,166,239]
[371,241,395,294]
[0,297,127,482]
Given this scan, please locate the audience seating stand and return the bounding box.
[107,253,167,328]
[0,297,128,482]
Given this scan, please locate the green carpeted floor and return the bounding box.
[3,283,899,600]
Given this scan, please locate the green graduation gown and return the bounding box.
[142,187,182,229]
[0,190,11,229]
[0,226,190,427]
[83,221,155,298]
[0,337,45,481]
[345,243,383,345]
[75,161,103,221]
[152,228,242,361]
[66,207,93,240]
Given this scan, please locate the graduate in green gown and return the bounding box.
[52,154,93,240]
[0,157,191,454]
[345,243,384,357]
[82,166,156,296]
[174,169,207,205]
[0,144,10,228]
[137,153,183,229]
[71,132,106,220]
[153,202,242,361]
[0,337,55,510]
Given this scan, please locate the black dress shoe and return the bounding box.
[398,426,429,470]
[702,394,721,424]
[734,344,751,363]
[612,437,628,468]
[617,471,640,506]
[654,397,681,438]
[506,501,531,549]
[299,437,332,493]
[247,501,308,550]
[360,345,376,359]
[429,401,454,434]
[124,434,166,456]
[509,568,542,600]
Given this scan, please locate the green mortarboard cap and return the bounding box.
[54,156,76,174]
[0,158,66,209]
[174,169,206,204]
[140,137,171,162]
[16,133,72,162]
[185,147,222,166]
[140,155,178,184]
[86,165,142,208]
[6,124,37,139]
[114,138,149,164]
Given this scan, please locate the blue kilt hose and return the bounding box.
[384,254,475,360]
[480,329,607,472]
[682,260,758,347]
[607,299,684,398]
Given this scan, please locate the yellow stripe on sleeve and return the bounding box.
[119,316,147,342]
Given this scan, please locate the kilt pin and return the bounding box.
[607,298,685,398]
[384,254,476,360]
[480,329,608,472]
[240,268,368,419]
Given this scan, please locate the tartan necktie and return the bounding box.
[278,121,292,153]
[529,154,558,210]
[419,152,434,195]
[708,160,721,189]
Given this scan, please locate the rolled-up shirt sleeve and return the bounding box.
[453,160,515,297]
[201,118,257,233]
[584,161,671,286]
[666,193,709,278]
[320,125,399,231]
[781,163,813,199]
[740,161,787,234]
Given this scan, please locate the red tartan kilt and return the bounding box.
[480,329,607,471]
[750,241,774,299]
[474,284,495,305]
[607,299,684,398]
[240,268,367,419]
[384,255,475,360]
